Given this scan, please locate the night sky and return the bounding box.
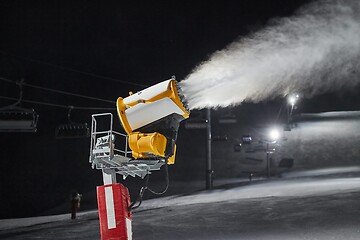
[1,0,359,218]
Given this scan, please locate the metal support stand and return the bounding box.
[102,168,117,185]
[266,143,270,178]
[206,108,213,190]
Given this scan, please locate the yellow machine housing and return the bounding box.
[116,78,189,164]
[129,132,167,158]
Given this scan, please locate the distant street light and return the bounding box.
[266,128,280,178]
[287,94,299,106]
[269,128,280,142]
[287,94,300,124]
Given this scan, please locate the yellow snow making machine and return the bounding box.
[116,78,190,164]
[89,77,190,179]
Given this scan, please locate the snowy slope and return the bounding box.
[1,168,360,240]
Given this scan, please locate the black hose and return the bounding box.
[128,158,170,211]
[147,159,169,195]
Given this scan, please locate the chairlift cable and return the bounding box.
[0,51,148,87]
[0,76,115,104]
[23,82,115,104]
[0,95,116,110]
[0,77,12,84]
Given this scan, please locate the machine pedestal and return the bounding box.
[97,183,132,240]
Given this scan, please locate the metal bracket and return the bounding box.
[89,113,166,179]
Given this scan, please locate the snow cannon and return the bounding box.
[116,77,190,164]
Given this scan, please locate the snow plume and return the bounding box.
[180,0,360,109]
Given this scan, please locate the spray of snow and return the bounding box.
[180,0,360,109]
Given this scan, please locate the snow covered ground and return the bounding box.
[1,167,360,240]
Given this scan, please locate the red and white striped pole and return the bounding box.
[97,169,132,240]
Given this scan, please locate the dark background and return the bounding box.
[1,0,360,218]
